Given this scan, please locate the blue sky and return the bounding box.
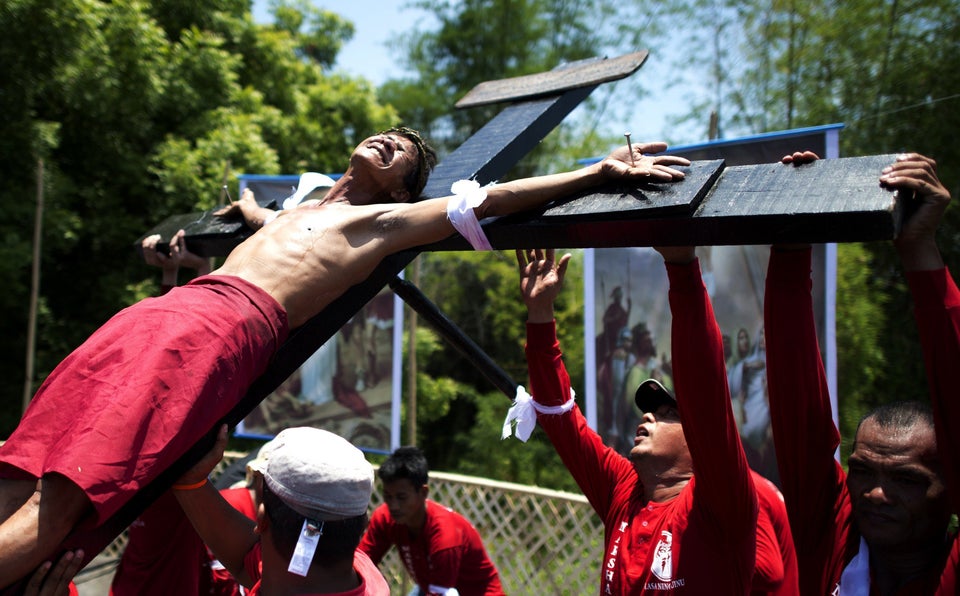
[251,1,698,147]
[252,1,431,85]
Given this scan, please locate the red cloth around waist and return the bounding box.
[0,275,288,525]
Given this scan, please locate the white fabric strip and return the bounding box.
[427,585,460,595]
[501,386,576,442]
[446,179,492,251]
[287,519,323,576]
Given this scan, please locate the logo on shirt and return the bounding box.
[651,530,674,581]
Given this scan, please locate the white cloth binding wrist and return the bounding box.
[446,179,492,250]
[502,386,576,442]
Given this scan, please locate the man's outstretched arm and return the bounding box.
[382,142,689,254]
[885,154,960,510]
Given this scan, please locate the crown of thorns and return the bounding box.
[380,126,437,199]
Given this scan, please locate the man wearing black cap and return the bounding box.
[632,378,798,595]
[512,246,797,593]
[173,425,388,595]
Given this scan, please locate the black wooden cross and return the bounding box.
[48,51,658,577]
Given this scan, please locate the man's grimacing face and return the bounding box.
[846,418,950,550]
[352,133,419,200]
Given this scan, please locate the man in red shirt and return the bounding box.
[175,425,389,595]
[514,243,797,593]
[767,152,960,594]
[358,447,504,595]
[110,441,270,596]
[632,380,798,595]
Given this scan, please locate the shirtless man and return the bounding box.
[0,129,689,587]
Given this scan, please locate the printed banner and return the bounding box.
[591,245,829,484]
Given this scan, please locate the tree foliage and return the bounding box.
[405,250,586,492]
[0,0,397,434]
[380,0,646,176]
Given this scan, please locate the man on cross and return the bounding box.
[0,129,688,587]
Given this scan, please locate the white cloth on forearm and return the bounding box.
[501,386,576,442]
[446,179,493,250]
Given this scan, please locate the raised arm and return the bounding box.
[381,142,689,254]
[883,154,960,508]
[142,229,212,291]
[765,242,846,591]
[173,425,258,587]
[762,153,852,593]
[887,153,949,272]
[517,248,635,515]
[658,246,757,532]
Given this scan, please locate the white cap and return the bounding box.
[263,427,373,521]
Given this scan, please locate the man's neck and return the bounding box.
[323,169,382,206]
[404,503,429,540]
[260,544,359,595]
[868,536,948,594]
[635,462,693,503]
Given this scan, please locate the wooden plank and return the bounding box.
[135,210,251,258]
[425,154,901,251]
[455,51,648,108]
[424,88,596,197]
[529,159,724,220]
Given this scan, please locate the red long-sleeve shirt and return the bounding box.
[526,259,760,594]
[359,500,504,596]
[766,247,960,594]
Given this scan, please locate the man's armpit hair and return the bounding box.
[374,211,405,235]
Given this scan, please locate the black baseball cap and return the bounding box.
[634,378,676,413]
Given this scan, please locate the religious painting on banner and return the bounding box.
[591,244,830,486]
[238,285,399,452]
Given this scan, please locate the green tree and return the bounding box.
[0,0,396,435]
[406,250,585,491]
[662,0,960,443]
[380,0,649,176]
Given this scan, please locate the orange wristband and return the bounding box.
[172,478,208,491]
